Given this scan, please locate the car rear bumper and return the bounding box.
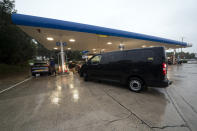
[160,79,172,87]
[32,71,49,74]
[32,71,49,73]
[148,79,172,88]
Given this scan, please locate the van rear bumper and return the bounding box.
[148,79,172,88]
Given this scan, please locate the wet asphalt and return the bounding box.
[0,64,197,131]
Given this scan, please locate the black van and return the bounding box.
[79,47,171,92]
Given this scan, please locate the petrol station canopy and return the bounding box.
[12,13,189,54]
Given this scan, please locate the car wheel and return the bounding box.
[128,77,144,92]
[83,72,88,81]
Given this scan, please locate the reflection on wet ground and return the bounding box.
[0,71,30,91]
[0,64,197,131]
[166,64,197,131]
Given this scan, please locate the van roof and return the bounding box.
[100,47,164,55]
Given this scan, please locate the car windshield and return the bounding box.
[90,55,102,64]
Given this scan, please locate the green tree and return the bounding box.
[66,50,83,61]
[0,0,36,65]
[0,0,16,14]
[167,52,196,59]
[0,0,83,65]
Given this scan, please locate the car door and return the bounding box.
[101,52,124,82]
[88,55,102,78]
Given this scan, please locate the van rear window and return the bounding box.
[126,50,154,62]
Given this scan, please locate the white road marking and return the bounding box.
[0,77,32,94]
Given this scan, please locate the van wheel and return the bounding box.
[128,77,144,92]
[83,72,88,81]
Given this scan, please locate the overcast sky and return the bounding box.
[15,0,197,53]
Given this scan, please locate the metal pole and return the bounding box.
[57,53,59,73]
[181,37,183,59]
[60,41,65,73]
[65,50,68,71]
[181,37,184,43]
[173,49,176,64]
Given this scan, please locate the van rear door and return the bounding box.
[152,47,167,79]
[124,49,155,81]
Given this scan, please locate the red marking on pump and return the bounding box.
[58,66,61,73]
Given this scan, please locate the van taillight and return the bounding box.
[162,63,167,75]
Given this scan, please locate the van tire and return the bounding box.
[128,77,144,92]
[83,72,88,81]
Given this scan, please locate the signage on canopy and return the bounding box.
[119,44,124,50]
[56,42,67,46]
[56,42,60,46]
[82,50,89,54]
[82,55,88,59]
[63,42,67,46]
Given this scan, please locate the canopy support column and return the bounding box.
[173,49,176,64]
[60,41,65,73]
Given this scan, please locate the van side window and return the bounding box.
[100,52,125,64]
[90,55,102,64]
[100,53,114,64]
[108,52,124,63]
